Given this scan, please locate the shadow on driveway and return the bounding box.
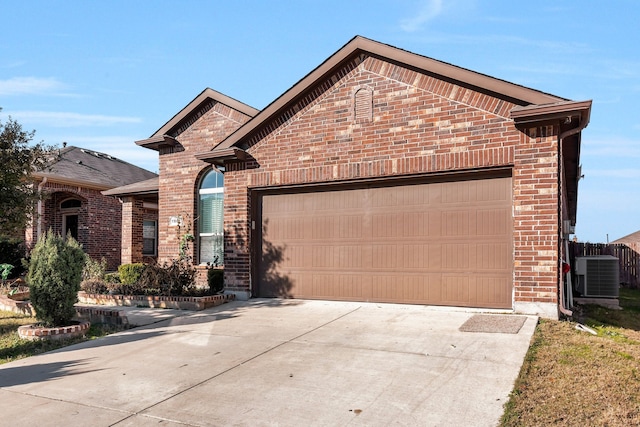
[0,358,104,387]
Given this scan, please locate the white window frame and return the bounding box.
[198,169,224,265]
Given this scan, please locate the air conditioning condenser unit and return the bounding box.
[575,255,619,298]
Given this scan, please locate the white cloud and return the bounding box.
[400,0,443,32]
[0,77,71,96]
[4,111,141,127]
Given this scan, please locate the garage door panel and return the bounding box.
[442,276,470,304]
[258,177,513,308]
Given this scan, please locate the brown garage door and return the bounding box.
[257,176,512,308]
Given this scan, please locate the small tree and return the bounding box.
[0,110,57,237]
[27,230,86,326]
[0,236,26,278]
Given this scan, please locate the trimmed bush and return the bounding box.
[208,268,224,294]
[27,231,86,327]
[118,263,146,285]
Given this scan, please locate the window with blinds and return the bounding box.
[199,169,224,265]
[142,220,157,256]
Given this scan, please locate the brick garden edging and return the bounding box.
[75,306,129,326]
[0,295,127,326]
[77,291,235,311]
[0,295,36,316]
[17,319,91,341]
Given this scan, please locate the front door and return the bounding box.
[63,214,79,240]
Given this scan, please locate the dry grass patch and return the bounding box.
[0,311,125,364]
[501,288,640,426]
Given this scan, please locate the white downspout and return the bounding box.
[36,177,47,240]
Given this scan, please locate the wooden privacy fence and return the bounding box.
[568,242,640,289]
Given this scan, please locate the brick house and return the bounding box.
[117,36,591,319]
[26,145,158,270]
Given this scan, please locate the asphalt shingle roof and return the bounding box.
[36,146,157,189]
[102,176,159,196]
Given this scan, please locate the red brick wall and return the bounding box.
[120,197,141,264]
[31,182,123,270]
[513,126,559,307]
[222,54,562,313]
[157,102,253,284]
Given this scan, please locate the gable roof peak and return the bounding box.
[212,35,567,153]
[136,87,259,151]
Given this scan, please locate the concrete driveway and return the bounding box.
[0,299,536,426]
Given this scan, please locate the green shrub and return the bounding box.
[104,272,120,284]
[0,264,13,281]
[0,237,26,279]
[80,256,108,293]
[208,268,224,294]
[118,263,146,285]
[27,231,86,327]
[83,256,107,281]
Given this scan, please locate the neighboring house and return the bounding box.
[112,36,591,319]
[25,145,158,270]
[102,176,160,265]
[611,231,640,255]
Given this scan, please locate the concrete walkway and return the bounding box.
[0,300,537,426]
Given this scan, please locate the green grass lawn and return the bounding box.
[501,287,640,426]
[0,312,125,364]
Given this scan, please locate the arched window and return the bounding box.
[61,199,82,209]
[199,169,224,265]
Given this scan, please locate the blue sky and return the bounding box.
[1,1,638,243]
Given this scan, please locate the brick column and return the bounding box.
[223,164,251,299]
[121,197,144,264]
[513,125,560,319]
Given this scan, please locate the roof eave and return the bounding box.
[510,100,593,127]
[32,173,112,191]
[135,135,180,151]
[102,188,159,197]
[195,147,249,166]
